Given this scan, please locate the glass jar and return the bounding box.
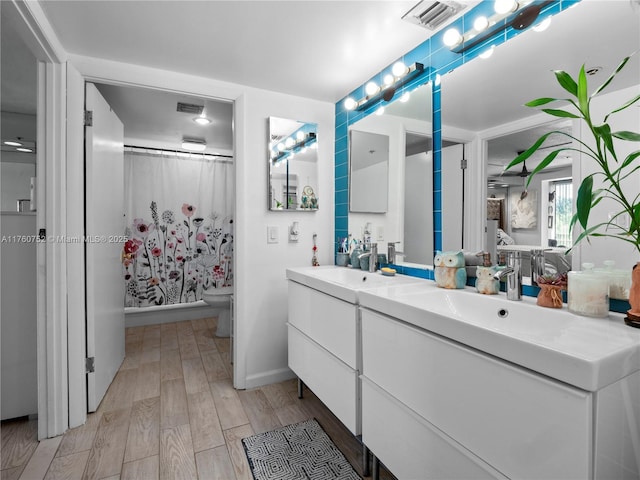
[595,260,631,300]
[567,263,609,318]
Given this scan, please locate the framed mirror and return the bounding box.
[441,0,639,278]
[347,81,434,265]
[268,116,318,211]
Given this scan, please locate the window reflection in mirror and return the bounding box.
[440,0,639,279]
[268,117,318,211]
[347,81,433,266]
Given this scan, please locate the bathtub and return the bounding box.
[125,300,222,328]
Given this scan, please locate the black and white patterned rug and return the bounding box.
[242,419,361,480]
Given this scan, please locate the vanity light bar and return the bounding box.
[352,62,426,112]
[449,0,552,54]
[271,133,317,163]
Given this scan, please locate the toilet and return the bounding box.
[202,286,233,337]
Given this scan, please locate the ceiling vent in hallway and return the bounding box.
[402,0,466,30]
[176,102,204,115]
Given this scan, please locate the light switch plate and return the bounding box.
[267,226,279,244]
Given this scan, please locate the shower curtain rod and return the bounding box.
[124,144,234,160]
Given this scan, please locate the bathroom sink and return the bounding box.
[286,265,424,303]
[358,284,640,391]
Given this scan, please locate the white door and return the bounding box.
[85,82,125,412]
[441,144,464,251]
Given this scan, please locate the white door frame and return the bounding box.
[6,0,69,439]
[65,57,245,427]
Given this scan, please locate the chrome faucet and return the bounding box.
[387,242,399,264]
[358,242,378,272]
[530,248,551,286]
[493,251,522,301]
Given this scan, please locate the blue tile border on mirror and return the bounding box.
[334,0,584,290]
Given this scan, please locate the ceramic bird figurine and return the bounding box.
[475,266,500,295]
[434,251,467,289]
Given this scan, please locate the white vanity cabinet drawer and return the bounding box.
[361,308,592,480]
[288,281,357,368]
[287,324,359,434]
[362,377,506,480]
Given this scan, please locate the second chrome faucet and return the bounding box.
[493,251,522,301]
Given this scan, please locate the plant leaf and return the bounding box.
[577,65,589,115]
[526,150,562,186]
[541,108,580,119]
[554,70,578,96]
[593,54,632,96]
[505,132,556,170]
[576,176,594,230]
[612,131,640,141]
[594,123,617,162]
[604,93,640,122]
[619,150,640,171]
[525,97,559,107]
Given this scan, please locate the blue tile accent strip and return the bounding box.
[334,0,582,294]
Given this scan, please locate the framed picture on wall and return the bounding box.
[510,190,537,229]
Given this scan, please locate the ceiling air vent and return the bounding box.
[402,0,466,30]
[176,102,204,115]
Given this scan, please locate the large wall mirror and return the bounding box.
[268,117,318,211]
[347,82,439,265]
[441,0,640,280]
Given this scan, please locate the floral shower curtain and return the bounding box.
[122,149,233,307]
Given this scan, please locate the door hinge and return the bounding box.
[85,357,95,373]
[460,158,468,170]
[84,110,93,127]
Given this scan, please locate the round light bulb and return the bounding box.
[494,0,518,15]
[285,137,295,148]
[383,74,395,86]
[296,131,305,141]
[392,61,408,77]
[479,45,495,59]
[365,81,379,96]
[375,106,385,116]
[533,17,551,32]
[443,28,463,47]
[399,92,410,103]
[277,143,285,151]
[344,97,357,110]
[474,16,489,31]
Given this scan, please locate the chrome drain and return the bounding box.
[497,308,509,319]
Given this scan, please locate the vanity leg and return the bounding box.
[362,444,371,477]
[371,454,380,480]
[297,378,304,399]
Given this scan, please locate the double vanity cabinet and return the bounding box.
[286,266,640,480]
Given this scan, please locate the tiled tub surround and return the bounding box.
[287,266,640,479]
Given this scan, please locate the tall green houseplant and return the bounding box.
[506,54,640,321]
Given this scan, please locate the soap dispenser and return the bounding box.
[475,252,500,295]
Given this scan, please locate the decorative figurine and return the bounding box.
[475,266,500,295]
[434,250,467,289]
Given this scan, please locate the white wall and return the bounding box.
[69,55,335,390]
[1,162,35,211]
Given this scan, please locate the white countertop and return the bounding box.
[286,265,640,392]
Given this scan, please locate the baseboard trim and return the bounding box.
[244,367,296,390]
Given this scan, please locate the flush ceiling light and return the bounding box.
[193,116,211,125]
[4,140,23,147]
[181,138,206,151]
[16,147,33,153]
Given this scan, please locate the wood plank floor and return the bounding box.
[1,317,395,479]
